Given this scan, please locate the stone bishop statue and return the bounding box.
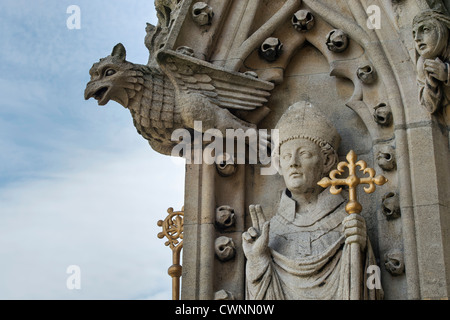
[242,101,383,300]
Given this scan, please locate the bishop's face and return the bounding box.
[279,139,324,194]
[413,20,446,59]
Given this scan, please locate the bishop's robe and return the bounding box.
[245,190,383,300]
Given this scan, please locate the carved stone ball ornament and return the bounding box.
[382,192,401,220]
[176,46,195,57]
[384,249,405,276]
[215,205,236,229]
[376,145,397,171]
[260,37,283,62]
[192,2,214,26]
[373,103,393,126]
[326,29,349,53]
[357,64,377,84]
[215,236,236,262]
[216,153,237,177]
[292,10,315,32]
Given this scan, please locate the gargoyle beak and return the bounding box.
[84,81,95,100]
[84,81,110,106]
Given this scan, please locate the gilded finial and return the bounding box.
[318,150,388,214]
[157,206,184,300]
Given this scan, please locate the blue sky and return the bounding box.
[0,1,185,299]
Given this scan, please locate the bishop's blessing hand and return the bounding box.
[242,204,270,262]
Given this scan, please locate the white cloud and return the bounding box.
[0,1,184,300]
[0,144,184,300]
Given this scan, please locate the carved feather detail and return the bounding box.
[157,50,274,112]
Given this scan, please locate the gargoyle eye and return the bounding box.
[105,69,116,77]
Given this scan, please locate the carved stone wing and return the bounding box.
[156,50,275,111]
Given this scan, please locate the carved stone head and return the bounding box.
[273,102,341,194]
[84,43,136,108]
[413,10,450,59]
[279,139,329,194]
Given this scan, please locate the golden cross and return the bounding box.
[318,150,388,214]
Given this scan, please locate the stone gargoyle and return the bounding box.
[84,43,274,155]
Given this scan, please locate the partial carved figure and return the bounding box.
[214,290,235,300]
[84,44,274,155]
[413,9,450,115]
[145,0,183,65]
[242,102,382,300]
